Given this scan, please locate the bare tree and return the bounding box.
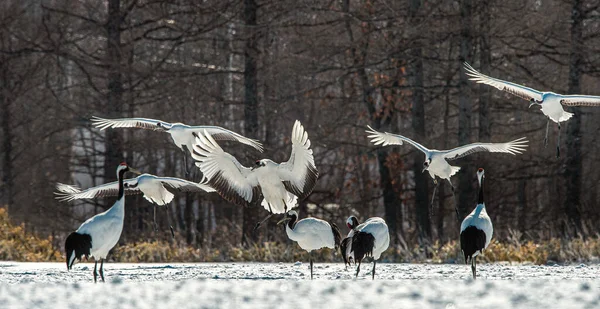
[564,0,584,235]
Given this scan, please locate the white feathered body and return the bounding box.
[168,124,193,151]
[428,152,461,181]
[540,92,573,123]
[353,217,390,260]
[255,161,298,213]
[460,204,494,256]
[76,198,125,260]
[286,217,335,252]
[136,174,174,205]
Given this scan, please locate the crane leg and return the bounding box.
[182,148,190,176]
[309,252,314,280]
[93,261,98,283]
[99,259,105,282]
[450,181,460,221]
[430,179,439,219]
[372,260,376,280]
[254,209,273,232]
[165,204,175,238]
[556,123,561,158]
[355,260,361,278]
[153,206,159,232]
[544,118,550,147]
[471,256,477,280]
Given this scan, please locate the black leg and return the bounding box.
[165,205,175,238]
[99,259,105,282]
[93,261,98,283]
[450,182,460,221]
[372,260,376,280]
[556,123,561,158]
[182,149,190,176]
[309,252,314,280]
[254,212,273,232]
[471,256,476,280]
[430,180,439,219]
[355,260,361,278]
[544,118,550,147]
[153,206,159,232]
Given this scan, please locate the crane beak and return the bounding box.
[128,168,142,175]
[422,167,427,173]
[528,101,541,109]
[277,217,291,225]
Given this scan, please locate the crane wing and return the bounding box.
[464,62,543,102]
[192,130,261,206]
[277,120,319,201]
[560,95,600,107]
[191,126,264,152]
[366,126,430,155]
[90,116,172,131]
[442,137,528,160]
[54,179,142,202]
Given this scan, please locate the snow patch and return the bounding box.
[0,262,598,308]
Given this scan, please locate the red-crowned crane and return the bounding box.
[464,62,600,158]
[340,216,389,279]
[192,120,318,230]
[460,168,494,279]
[278,210,340,279]
[65,163,137,282]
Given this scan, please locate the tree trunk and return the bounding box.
[457,0,474,220]
[564,0,583,236]
[437,74,452,242]
[478,0,491,142]
[242,0,260,245]
[104,0,124,208]
[0,75,13,211]
[409,0,430,240]
[342,0,399,244]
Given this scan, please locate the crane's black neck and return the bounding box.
[117,169,127,200]
[350,216,360,230]
[478,177,484,205]
[287,214,297,230]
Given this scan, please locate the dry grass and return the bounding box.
[1,209,599,264]
[0,208,62,261]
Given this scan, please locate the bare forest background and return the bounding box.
[1,0,600,260]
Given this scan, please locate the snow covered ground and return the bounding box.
[0,262,598,308]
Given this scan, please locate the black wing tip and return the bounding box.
[65,232,92,270]
[351,231,375,262]
[460,226,486,263]
[205,171,257,207]
[330,222,342,249]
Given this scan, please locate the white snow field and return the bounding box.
[0,262,598,308]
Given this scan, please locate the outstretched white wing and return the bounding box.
[54,179,142,201]
[156,177,216,193]
[192,126,264,152]
[277,120,319,201]
[464,62,543,102]
[92,116,264,152]
[366,125,430,155]
[91,116,171,130]
[442,137,528,160]
[560,95,600,107]
[192,130,261,206]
